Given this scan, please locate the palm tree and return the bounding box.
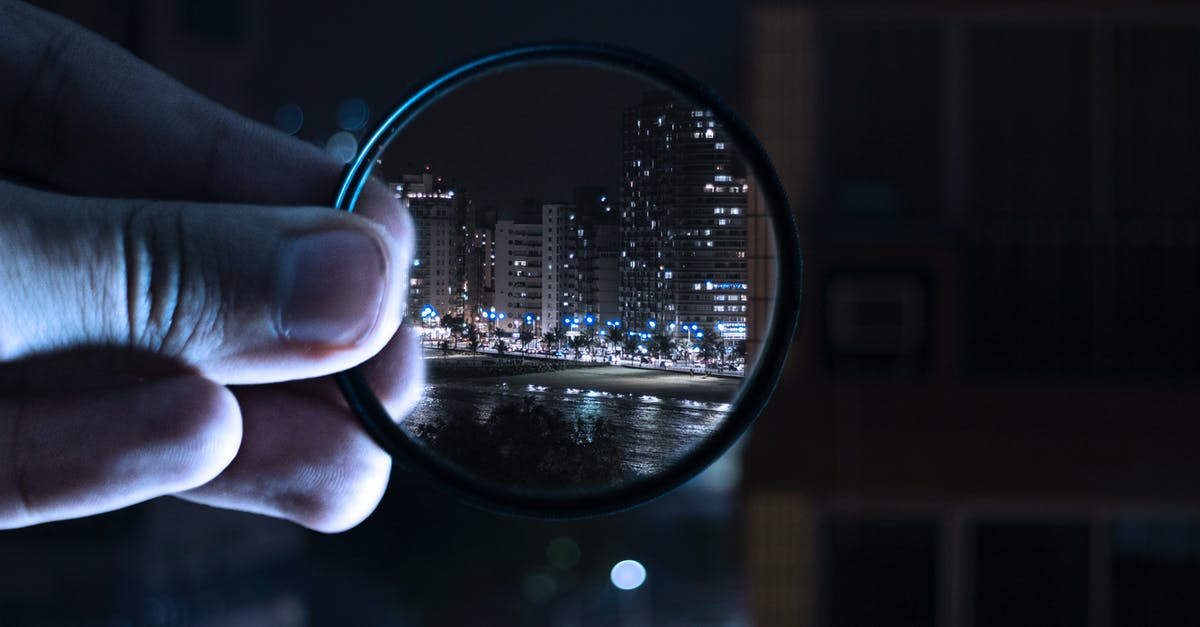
[466,324,481,354]
[622,335,639,357]
[543,328,564,355]
[699,331,720,363]
[518,329,535,354]
[568,333,593,360]
[651,334,676,361]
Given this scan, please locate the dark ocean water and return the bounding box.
[404,373,735,477]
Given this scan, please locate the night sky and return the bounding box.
[377,64,651,215]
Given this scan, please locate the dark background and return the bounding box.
[5,1,1200,626]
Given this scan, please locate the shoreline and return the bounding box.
[458,365,741,404]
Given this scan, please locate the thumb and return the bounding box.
[0,181,406,384]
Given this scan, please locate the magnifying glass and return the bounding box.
[333,43,800,518]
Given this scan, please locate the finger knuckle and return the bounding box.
[121,202,220,358]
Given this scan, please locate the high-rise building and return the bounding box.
[542,197,622,332]
[619,92,749,336]
[541,203,579,329]
[462,204,495,321]
[392,171,459,321]
[493,218,543,332]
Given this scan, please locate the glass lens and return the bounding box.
[368,62,780,496]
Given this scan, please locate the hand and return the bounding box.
[0,1,422,532]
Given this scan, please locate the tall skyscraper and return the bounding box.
[392,170,460,321]
[541,203,579,329]
[493,218,543,332]
[542,195,621,332]
[619,92,749,335]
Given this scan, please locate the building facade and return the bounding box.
[619,93,749,339]
[392,171,461,322]
[493,219,543,332]
[542,199,622,333]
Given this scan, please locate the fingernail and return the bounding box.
[277,230,387,346]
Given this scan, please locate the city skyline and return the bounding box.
[388,91,756,354]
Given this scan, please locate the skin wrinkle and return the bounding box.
[121,199,147,351]
[152,202,187,357]
[171,203,201,359]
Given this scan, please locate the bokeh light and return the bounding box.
[325,131,358,164]
[273,103,304,135]
[609,559,647,590]
[546,537,581,569]
[336,97,370,132]
[522,572,557,604]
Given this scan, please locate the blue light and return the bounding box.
[563,317,572,325]
[648,319,657,329]
[336,98,370,132]
[610,560,647,591]
[325,131,358,164]
[420,305,438,319]
[585,315,595,325]
[696,332,704,339]
[498,312,506,320]
[273,103,304,135]
[525,314,535,324]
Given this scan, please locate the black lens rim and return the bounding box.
[334,42,801,518]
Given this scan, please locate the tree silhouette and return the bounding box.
[542,328,565,354]
[698,330,720,363]
[467,325,481,354]
[409,398,630,487]
[651,334,676,360]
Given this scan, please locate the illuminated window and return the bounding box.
[705,129,715,139]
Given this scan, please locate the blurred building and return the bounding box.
[742,4,1200,627]
[619,92,750,339]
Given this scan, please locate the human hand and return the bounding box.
[0,1,422,531]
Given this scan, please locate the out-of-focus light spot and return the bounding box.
[336,97,369,132]
[610,559,646,590]
[273,103,303,135]
[547,537,581,569]
[325,131,358,164]
[522,572,557,604]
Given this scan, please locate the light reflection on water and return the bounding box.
[405,379,730,476]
